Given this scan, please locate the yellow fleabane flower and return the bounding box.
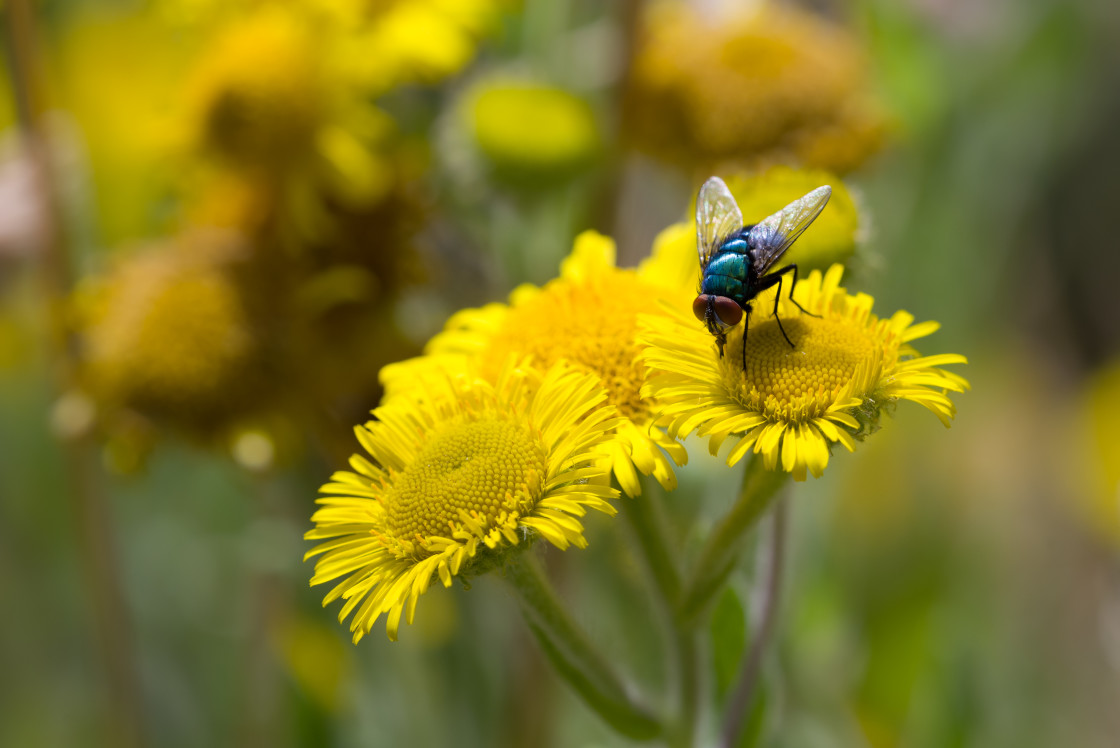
[338,0,499,94]
[640,265,968,481]
[79,234,266,432]
[163,0,499,93]
[184,6,395,232]
[381,231,689,496]
[305,360,621,642]
[625,2,888,173]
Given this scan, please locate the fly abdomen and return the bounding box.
[706,252,748,278]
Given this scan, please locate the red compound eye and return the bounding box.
[692,295,710,322]
[713,297,743,327]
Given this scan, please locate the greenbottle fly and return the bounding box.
[692,176,832,370]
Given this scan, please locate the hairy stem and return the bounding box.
[678,457,789,627]
[506,552,662,741]
[623,484,699,747]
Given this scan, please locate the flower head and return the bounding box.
[381,231,689,496]
[463,78,601,186]
[166,0,500,94]
[640,265,968,481]
[184,6,395,229]
[333,0,500,95]
[305,360,621,642]
[79,233,267,432]
[624,3,888,173]
[188,10,324,169]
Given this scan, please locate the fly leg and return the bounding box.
[739,308,751,371]
[755,264,817,349]
[776,263,820,319]
[741,320,748,371]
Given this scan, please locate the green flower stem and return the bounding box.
[720,497,789,748]
[623,485,683,608]
[623,485,699,748]
[678,457,790,627]
[506,553,662,741]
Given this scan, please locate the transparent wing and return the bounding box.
[696,176,743,269]
[747,185,832,273]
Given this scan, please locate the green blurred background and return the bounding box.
[2,0,1119,746]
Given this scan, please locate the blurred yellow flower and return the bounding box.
[1072,359,1120,547]
[79,233,266,431]
[464,78,601,185]
[336,0,500,94]
[640,265,968,481]
[53,10,192,242]
[381,230,689,496]
[184,6,395,231]
[161,0,500,93]
[187,11,323,168]
[625,2,888,173]
[61,0,497,243]
[305,360,620,642]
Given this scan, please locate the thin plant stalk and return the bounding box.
[3,2,144,746]
[622,482,682,609]
[622,483,699,748]
[719,498,789,748]
[235,473,293,747]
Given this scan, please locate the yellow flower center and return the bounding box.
[87,250,257,417]
[483,272,661,420]
[384,416,547,542]
[723,315,873,418]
